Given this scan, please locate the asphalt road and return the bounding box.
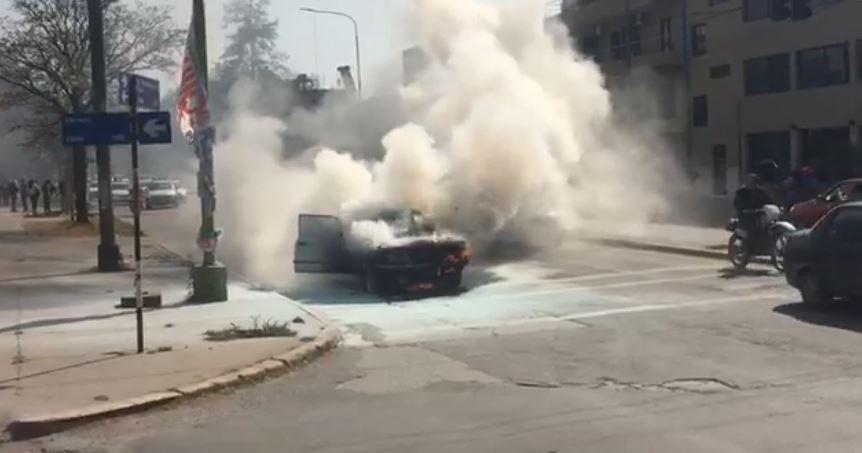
[14,204,862,452]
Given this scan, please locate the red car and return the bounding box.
[789,178,862,228]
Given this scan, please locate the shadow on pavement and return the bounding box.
[280,266,503,306]
[718,267,775,279]
[774,300,862,334]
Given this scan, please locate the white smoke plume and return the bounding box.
[214,0,681,284]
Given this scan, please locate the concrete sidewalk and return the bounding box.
[0,210,338,439]
[581,221,729,260]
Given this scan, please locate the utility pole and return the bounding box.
[190,0,228,302]
[87,0,123,271]
[682,0,693,175]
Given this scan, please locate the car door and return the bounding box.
[294,214,349,274]
[821,207,862,296]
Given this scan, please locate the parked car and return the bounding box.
[784,202,862,305]
[294,209,471,296]
[788,178,862,228]
[111,180,131,205]
[143,180,181,209]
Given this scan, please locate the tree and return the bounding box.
[217,0,288,81]
[0,0,184,221]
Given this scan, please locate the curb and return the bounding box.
[592,237,772,265]
[4,325,341,442]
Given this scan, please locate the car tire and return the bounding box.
[441,273,462,293]
[365,267,390,296]
[799,271,830,306]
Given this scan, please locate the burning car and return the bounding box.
[294,209,470,296]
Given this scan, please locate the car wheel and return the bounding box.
[365,267,389,296]
[799,271,830,306]
[728,233,750,270]
[440,273,462,293]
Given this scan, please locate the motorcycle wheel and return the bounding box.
[728,233,750,270]
[771,233,788,273]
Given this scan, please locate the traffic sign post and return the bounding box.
[129,75,145,354]
[61,73,172,354]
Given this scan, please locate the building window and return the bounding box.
[797,43,849,89]
[660,18,673,52]
[579,34,602,61]
[692,95,708,127]
[710,64,731,79]
[744,0,770,21]
[712,145,728,195]
[744,53,790,95]
[610,31,624,60]
[629,23,642,56]
[691,24,706,56]
[747,132,791,178]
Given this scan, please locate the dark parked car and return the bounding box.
[784,202,862,305]
[789,178,862,228]
[293,209,471,296]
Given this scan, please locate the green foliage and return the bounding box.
[0,0,184,152]
[216,0,289,81]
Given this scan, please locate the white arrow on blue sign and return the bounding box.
[137,112,173,145]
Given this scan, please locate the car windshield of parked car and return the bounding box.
[147,182,173,191]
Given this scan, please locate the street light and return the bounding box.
[299,7,362,98]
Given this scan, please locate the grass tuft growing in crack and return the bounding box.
[204,316,297,342]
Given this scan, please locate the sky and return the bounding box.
[0,0,562,93]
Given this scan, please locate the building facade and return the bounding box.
[560,0,862,198]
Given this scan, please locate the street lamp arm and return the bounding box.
[299,7,362,97]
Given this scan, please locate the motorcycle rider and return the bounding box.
[733,172,776,233]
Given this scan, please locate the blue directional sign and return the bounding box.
[137,111,173,145]
[62,113,133,146]
[119,74,161,111]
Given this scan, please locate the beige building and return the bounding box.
[560,0,862,198]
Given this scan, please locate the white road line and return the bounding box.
[372,293,789,345]
[472,272,719,302]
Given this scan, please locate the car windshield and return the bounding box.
[147,182,173,191]
[111,183,128,190]
[376,210,435,237]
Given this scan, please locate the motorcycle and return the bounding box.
[726,204,796,272]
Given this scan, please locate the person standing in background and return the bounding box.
[42,179,55,215]
[8,180,19,212]
[28,179,41,216]
[19,178,29,213]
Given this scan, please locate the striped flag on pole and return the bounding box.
[177,14,211,138]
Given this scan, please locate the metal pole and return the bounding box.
[351,18,362,98]
[87,0,122,272]
[193,0,215,268]
[130,76,144,354]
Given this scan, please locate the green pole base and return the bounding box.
[190,263,228,303]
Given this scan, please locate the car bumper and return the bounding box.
[147,196,178,208]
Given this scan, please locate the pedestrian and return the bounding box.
[42,179,55,215]
[28,179,41,216]
[8,180,19,212]
[19,178,30,213]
